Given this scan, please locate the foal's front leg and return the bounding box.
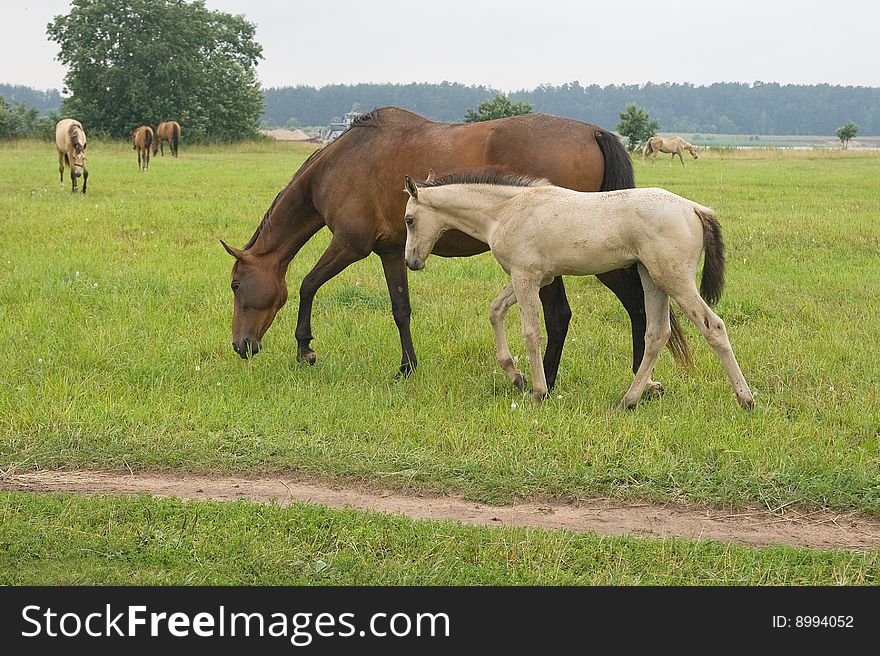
[490,284,523,390]
[510,273,548,403]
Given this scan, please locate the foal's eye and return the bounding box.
[405,216,414,226]
[231,281,240,293]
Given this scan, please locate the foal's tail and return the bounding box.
[695,207,725,306]
[642,140,653,160]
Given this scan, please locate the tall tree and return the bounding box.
[464,94,532,122]
[616,103,660,151]
[47,0,264,141]
[836,121,858,149]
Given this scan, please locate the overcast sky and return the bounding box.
[4,0,880,91]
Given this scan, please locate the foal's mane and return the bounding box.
[243,146,326,250]
[420,170,551,189]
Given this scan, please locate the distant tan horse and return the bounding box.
[55,118,88,193]
[154,121,181,157]
[643,136,699,166]
[132,125,154,171]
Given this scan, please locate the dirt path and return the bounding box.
[3,469,880,550]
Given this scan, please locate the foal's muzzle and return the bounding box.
[405,257,425,271]
[232,338,261,359]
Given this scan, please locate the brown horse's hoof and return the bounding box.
[298,349,317,365]
[512,373,525,391]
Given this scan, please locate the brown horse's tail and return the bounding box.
[594,127,692,369]
[172,123,179,155]
[695,206,725,306]
[594,128,634,191]
[152,128,159,156]
[144,129,152,153]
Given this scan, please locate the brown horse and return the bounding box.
[132,125,154,171]
[55,118,88,193]
[222,107,690,389]
[154,121,181,157]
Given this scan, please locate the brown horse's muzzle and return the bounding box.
[232,337,261,359]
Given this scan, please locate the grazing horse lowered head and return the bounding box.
[403,172,753,410]
[55,118,88,193]
[221,107,691,392]
[155,120,181,157]
[643,136,699,166]
[132,125,154,171]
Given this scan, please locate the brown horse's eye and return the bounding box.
[231,281,240,293]
[405,216,414,226]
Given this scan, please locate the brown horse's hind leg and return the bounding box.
[295,235,369,365]
[380,252,417,377]
[539,276,571,390]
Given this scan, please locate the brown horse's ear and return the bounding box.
[424,169,435,184]
[220,239,244,260]
[404,176,419,200]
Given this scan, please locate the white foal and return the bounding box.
[403,171,753,410]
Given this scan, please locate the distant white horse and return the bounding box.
[403,171,753,410]
[643,136,698,166]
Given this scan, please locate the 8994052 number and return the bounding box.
[795,616,853,628]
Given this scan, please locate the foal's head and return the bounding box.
[402,173,446,271]
[687,144,699,159]
[221,241,288,358]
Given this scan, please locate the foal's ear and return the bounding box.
[403,175,419,200]
[424,169,435,184]
[220,239,244,260]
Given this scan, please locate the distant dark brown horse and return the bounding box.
[132,125,154,171]
[154,121,181,157]
[55,118,88,193]
[222,107,689,389]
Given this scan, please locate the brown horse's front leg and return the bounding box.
[81,170,88,194]
[295,236,368,365]
[380,253,417,377]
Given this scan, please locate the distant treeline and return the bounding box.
[263,82,880,135]
[0,84,63,114]
[6,80,880,136]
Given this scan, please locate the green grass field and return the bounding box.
[1,140,878,584]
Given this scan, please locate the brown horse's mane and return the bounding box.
[242,108,407,250]
[420,170,551,189]
[244,146,326,250]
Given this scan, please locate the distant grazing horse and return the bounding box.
[132,125,154,171]
[155,121,181,157]
[403,172,753,410]
[55,118,88,193]
[221,107,690,393]
[643,136,699,166]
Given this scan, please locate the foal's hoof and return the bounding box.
[739,396,755,411]
[512,373,525,391]
[646,380,665,397]
[396,361,416,379]
[298,349,317,365]
[617,399,638,412]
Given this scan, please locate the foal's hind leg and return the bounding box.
[619,266,671,410]
[669,284,754,409]
[490,283,524,390]
[597,267,665,395]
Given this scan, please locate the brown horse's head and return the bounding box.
[221,240,288,358]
